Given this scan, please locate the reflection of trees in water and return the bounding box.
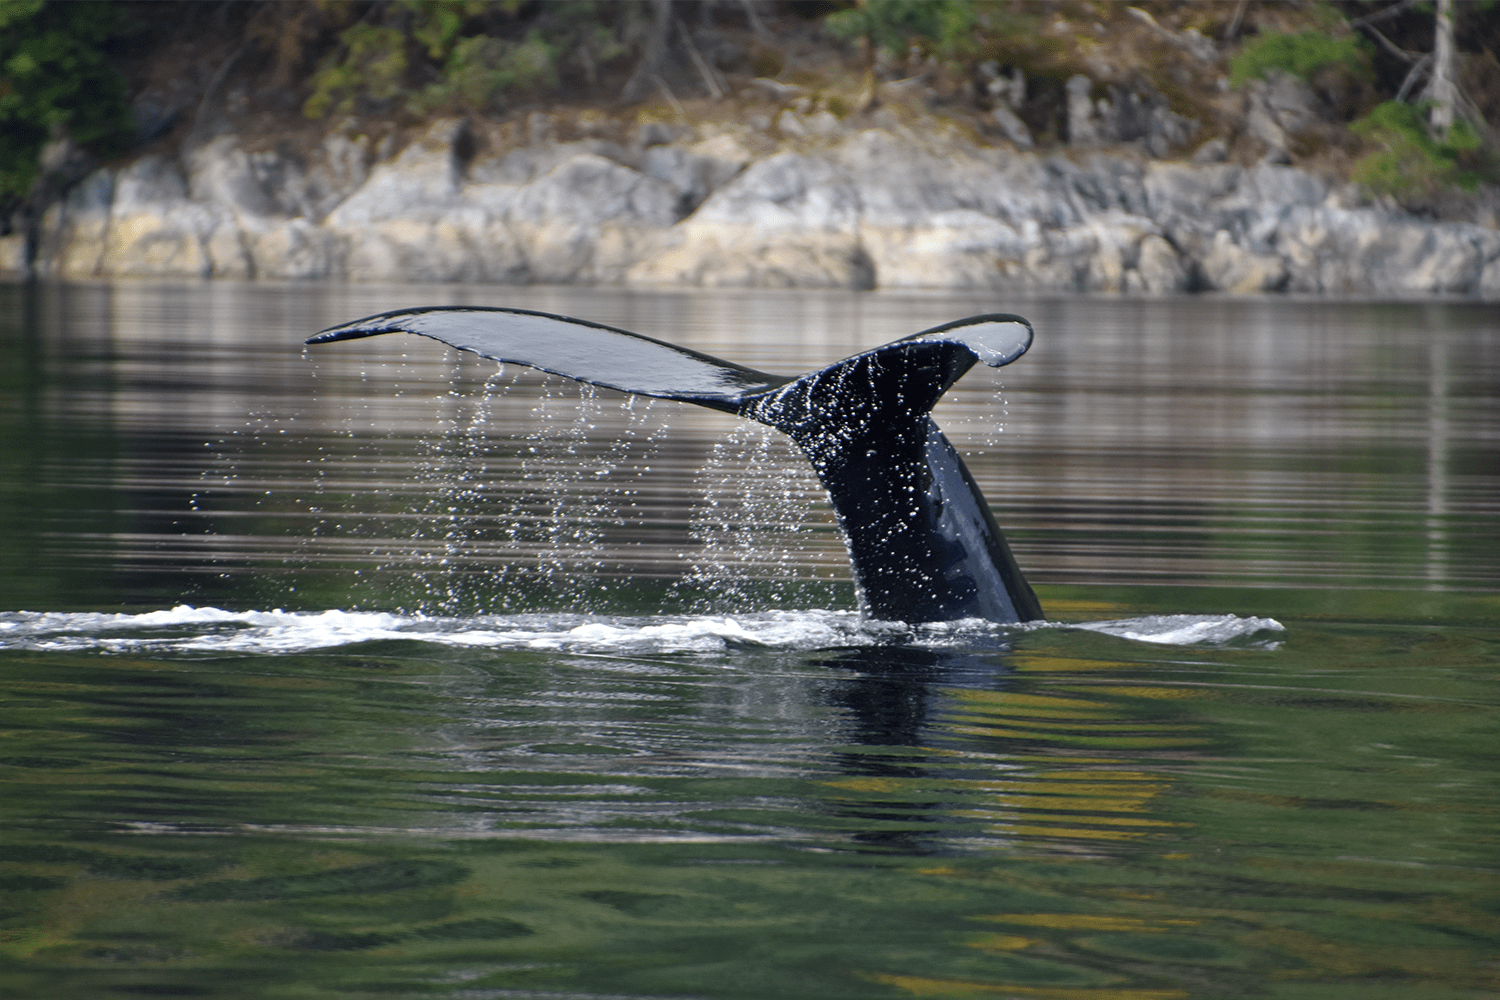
[816,643,1206,858]
[9,283,1499,612]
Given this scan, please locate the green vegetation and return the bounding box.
[0,0,133,209]
[1228,29,1369,86]
[1227,10,1498,202]
[1,0,1495,221]
[304,0,628,119]
[1351,99,1488,200]
[416,33,555,111]
[824,0,978,61]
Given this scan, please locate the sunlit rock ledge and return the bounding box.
[7,116,1500,296]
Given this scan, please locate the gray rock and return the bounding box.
[323,122,483,282]
[1134,234,1189,292]
[1180,28,1219,65]
[629,151,867,288]
[14,114,1497,298]
[471,140,629,186]
[32,168,116,277]
[1191,138,1229,163]
[1274,205,1500,294]
[527,112,556,145]
[641,133,751,215]
[990,105,1034,150]
[116,153,189,205]
[188,136,284,218]
[1244,163,1327,209]
[1482,255,1500,297]
[1200,228,1286,292]
[1255,71,1323,135]
[98,156,234,279]
[300,128,372,220]
[636,120,682,148]
[841,131,1057,288]
[1066,75,1197,157]
[0,233,24,274]
[510,153,679,283]
[776,110,808,139]
[132,81,194,144]
[748,79,804,102]
[326,121,465,228]
[247,219,342,281]
[1125,7,1219,65]
[1244,70,1322,159]
[1066,75,1102,147]
[805,111,843,136]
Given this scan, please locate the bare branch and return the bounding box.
[739,0,771,44]
[1223,0,1248,42]
[1349,0,1419,30]
[1356,21,1417,63]
[654,76,685,120]
[677,17,724,99]
[623,0,674,103]
[1396,53,1431,102]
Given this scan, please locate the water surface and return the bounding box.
[2,282,1497,1000]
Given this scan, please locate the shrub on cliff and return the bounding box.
[303,0,630,119]
[824,0,978,61]
[1351,99,1488,203]
[0,0,133,216]
[1228,29,1370,87]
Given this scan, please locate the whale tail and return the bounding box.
[308,307,1042,624]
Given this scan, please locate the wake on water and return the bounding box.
[0,605,1284,656]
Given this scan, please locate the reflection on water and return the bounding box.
[1,281,1498,1000]
[4,607,1495,998]
[3,281,1497,613]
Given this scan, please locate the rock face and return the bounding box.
[8,117,1500,296]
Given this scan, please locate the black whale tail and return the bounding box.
[308,308,1042,624]
[736,322,1042,624]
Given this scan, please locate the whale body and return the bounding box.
[308,308,1043,624]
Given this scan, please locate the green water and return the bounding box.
[2,282,1498,999]
[4,591,1497,999]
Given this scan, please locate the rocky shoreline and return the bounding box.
[7,113,1499,296]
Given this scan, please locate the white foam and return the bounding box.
[0,607,1282,655]
[0,606,879,656]
[1060,613,1284,646]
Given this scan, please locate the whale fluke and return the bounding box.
[308,307,1043,624]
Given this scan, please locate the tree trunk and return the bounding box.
[623,0,674,103]
[1427,0,1456,139]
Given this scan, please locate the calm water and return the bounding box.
[2,281,1498,1000]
